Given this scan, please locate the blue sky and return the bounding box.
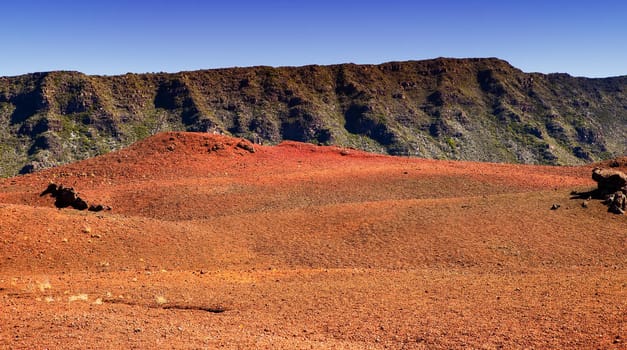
[1,0,625,77]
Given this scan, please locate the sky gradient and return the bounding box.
[1,0,626,78]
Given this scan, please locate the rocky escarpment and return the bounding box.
[0,58,626,176]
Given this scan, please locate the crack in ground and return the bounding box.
[162,304,226,313]
[103,298,226,313]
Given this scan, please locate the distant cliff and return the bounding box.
[1,57,625,176]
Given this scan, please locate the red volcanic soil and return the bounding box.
[0,132,625,349]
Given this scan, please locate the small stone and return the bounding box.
[550,204,560,210]
[212,143,225,151]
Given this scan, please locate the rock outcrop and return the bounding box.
[40,183,110,212]
[591,168,627,214]
[592,168,627,194]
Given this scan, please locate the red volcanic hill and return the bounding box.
[0,132,625,349]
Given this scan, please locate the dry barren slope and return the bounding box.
[0,132,625,349]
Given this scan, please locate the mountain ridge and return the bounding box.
[1,57,625,177]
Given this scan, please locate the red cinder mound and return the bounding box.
[126,131,257,156]
[0,132,624,349]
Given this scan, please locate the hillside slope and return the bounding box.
[0,132,625,349]
[1,58,626,176]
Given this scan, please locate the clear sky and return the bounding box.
[1,0,625,78]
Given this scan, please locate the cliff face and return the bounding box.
[1,57,625,176]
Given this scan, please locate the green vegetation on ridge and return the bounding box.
[0,58,625,177]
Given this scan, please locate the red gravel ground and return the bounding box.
[0,132,625,349]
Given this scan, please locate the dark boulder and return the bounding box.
[592,168,627,195]
[40,183,109,211]
[88,204,111,212]
[590,168,627,215]
[606,191,626,215]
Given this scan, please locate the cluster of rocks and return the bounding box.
[591,168,627,214]
[40,183,111,212]
[236,139,256,153]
